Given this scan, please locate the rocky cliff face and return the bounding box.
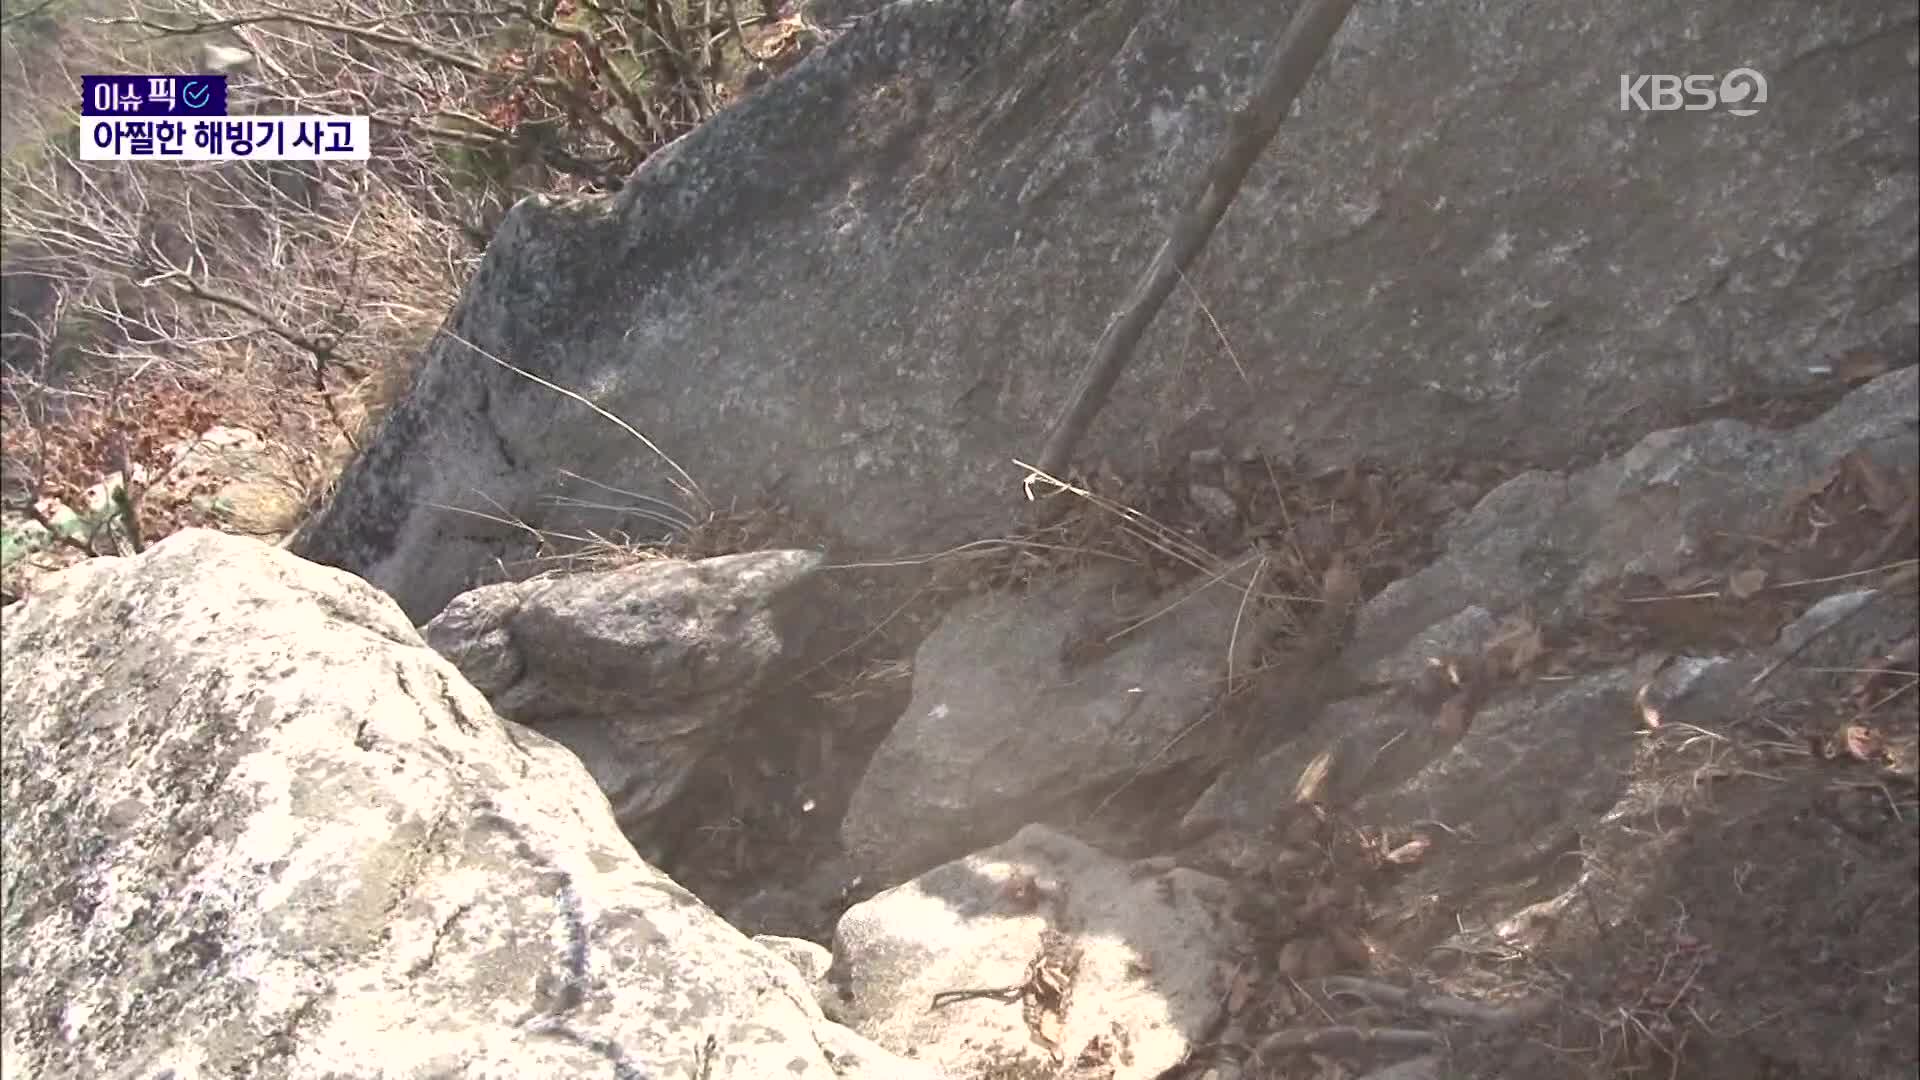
[8,2,1916,1076]
[294,0,1917,622]
[5,369,1916,1079]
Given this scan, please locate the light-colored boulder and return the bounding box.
[829,824,1248,1080]
[0,530,927,1080]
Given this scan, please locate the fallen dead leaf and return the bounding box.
[1780,461,1845,523]
[1884,735,1919,780]
[1226,964,1257,1016]
[1384,835,1432,865]
[1636,681,1663,729]
[1728,567,1768,599]
[1855,634,1919,706]
[1843,724,1885,763]
[1842,449,1907,518]
[1032,1008,1063,1054]
[1293,750,1334,805]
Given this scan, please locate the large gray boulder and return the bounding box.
[1190,367,1920,838]
[0,531,928,1080]
[1348,365,1920,669]
[294,0,1919,621]
[1167,372,1919,1079]
[840,563,1251,882]
[422,550,826,836]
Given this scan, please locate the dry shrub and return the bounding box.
[1,0,809,586]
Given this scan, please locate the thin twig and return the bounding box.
[779,584,928,689]
[552,468,699,529]
[1771,559,1917,591]
[1105,549,1263,644]
[426,500,606,548]
[825,537,1136,572]
[1015,459,1268,593]
[0,0,61,27]
[1225,552,1269,693]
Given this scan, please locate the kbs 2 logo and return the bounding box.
[1619,68,1768,117]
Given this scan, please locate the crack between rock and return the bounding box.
[406,900,475,978]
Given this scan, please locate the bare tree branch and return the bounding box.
[0,0,62,28]
[5,0,762,583]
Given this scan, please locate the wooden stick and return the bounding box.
[1034,0,1359,481]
